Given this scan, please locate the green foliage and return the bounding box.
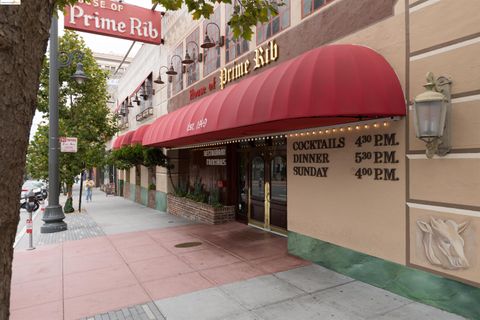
[208,188,223,208]
[27,30,117,188]
[174,180,189,197]
[143,147,168,168]
[148,183,157,191]
[109,144,169,170]
[185,177,209,204]
[152,0,284,41]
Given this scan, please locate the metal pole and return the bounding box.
[41,15,67,233]
[27,208,34,250]
[79,170,84,212]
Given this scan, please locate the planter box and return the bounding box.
[167,194,235,225]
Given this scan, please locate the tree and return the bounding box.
[0,1,281,318]
[27,30,117,202]
[158,0,283,40]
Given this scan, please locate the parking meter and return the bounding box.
[25,191,39,213]
[25,190,37,250]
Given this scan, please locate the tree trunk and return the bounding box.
[67,184,73,198]
[0,1,54,319]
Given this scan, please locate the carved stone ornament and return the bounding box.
[417,217,470,270]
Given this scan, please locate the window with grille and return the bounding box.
[256,0,290,45]
[186,28,200,86]
[302,0,334,18]
[225,4,249,63]
[169,43,184,96]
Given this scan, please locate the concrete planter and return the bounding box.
[167,194,235,225]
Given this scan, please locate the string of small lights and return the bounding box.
[169,117,401,150]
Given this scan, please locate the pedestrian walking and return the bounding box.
[85,178,94,202]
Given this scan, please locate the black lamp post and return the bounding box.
[41,15,89,234]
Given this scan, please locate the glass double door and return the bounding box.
[249,150,287,233]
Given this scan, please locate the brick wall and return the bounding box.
[167,194,235,225]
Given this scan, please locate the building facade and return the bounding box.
[110,1,480,318]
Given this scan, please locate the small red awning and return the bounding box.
[112,134,125,150]
[131,124,151,145]
[143,44,406,148]
[121,130,135,146]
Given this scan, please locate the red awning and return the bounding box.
[112,134,125,150]
[131,124,151,145]
[143,44,406,148]
[121,130,135,146]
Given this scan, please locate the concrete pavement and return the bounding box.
[10,188,467,320]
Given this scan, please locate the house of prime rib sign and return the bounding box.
[64,0,162,45]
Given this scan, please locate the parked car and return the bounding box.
[20,180,47,209]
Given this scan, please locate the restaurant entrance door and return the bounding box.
[248,144,287,234]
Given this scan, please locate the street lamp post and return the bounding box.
[41,15,88,233]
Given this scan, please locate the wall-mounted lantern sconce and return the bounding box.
[120,101,128,116]
[183,41,203,65]
[154,66,169,85]
[133,92,141,105]
[413,72,452,158]
[127,98,134,109]
[201,22,225,49]
[165,55,186,76]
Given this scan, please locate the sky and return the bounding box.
[30,0,158,141]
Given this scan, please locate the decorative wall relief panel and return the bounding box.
[409,206,479,286]
[417,217,469,270]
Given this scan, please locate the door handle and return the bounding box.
[265,182,270,203]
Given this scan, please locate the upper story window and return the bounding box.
[225,4,249,63]
[302,0,333,18]
[186,28,200,86]
[203,8,221,77]
[256,0,290,45]
[170,43,184,96]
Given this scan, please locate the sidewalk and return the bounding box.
[11,188,466,320]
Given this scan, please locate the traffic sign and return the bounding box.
[60,137,78,153]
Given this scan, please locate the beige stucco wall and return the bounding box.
[129,166,136,184]
[334,10,406,91]
[407,0,480,286]
[409,0,480,53]
[118,169,124,180]
[140,165,149,188]
[156,165,168,193]
[287,3,407,265]
[288,120,406,264]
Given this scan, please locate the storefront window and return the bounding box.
[186,28,200,86]
[225,4,249,63]
[169,43,184,96]
[203,8,221,76]
[256,0,290,45]
[251,156,265,198]
[302,0,333,18]
[270,156,286,202]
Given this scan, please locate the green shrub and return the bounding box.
[208,188,223,208]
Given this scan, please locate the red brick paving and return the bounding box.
[10,222,310,320]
